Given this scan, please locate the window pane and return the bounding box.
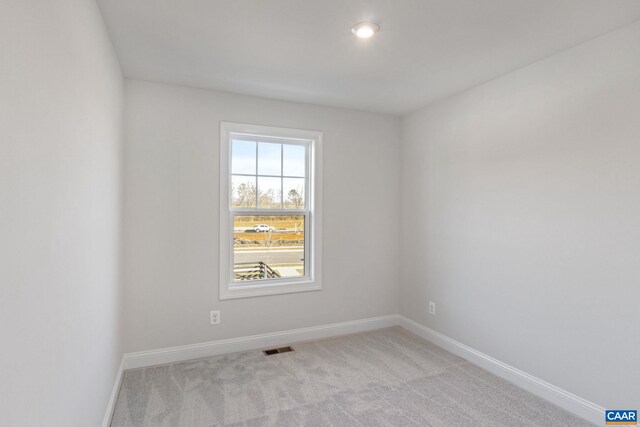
[231,140,256,175]
[231,175,256,208]
[233,215,305,282]
[283,144,306,177]
[257,142,281,176]
[283,178,305,209]
[257,176,282,209]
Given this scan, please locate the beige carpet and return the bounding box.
[111,327,593,426]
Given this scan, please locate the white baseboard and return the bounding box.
[397,315,604,425]
[102,357,124,427]
[122,314,399,370]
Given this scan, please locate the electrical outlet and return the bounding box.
[428,301,436,315]
[210,310,220,325]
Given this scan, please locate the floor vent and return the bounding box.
[263,346,294,356]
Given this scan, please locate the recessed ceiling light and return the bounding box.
[351,22,379,39]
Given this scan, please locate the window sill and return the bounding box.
[219,279,321,300]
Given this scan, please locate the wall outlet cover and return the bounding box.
[210,310,221,325]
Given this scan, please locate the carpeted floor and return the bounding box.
[111,327,593,426]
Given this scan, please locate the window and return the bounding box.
[219,122,322,299]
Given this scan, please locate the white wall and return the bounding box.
[401,21,640,408]
[0,1,123,425]
[123,80,400,352]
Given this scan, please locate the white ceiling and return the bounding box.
[97,0,640,115]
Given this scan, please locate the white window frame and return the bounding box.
[219,122,323,300]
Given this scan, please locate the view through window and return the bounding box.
[230,138,309,283]
[233,215,305,281]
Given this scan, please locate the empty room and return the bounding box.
[2,0,639,426]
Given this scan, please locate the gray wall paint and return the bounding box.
[0,0,123,425]
[123,80,401,353]
[400,21,640,408]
